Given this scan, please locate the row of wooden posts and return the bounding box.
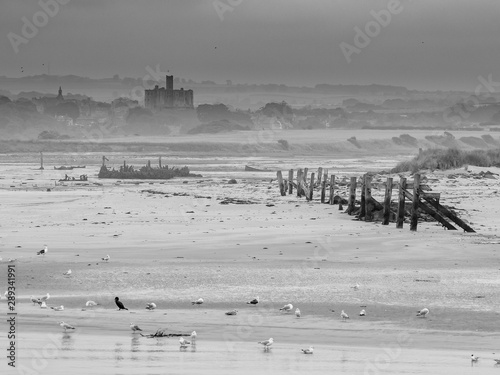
[276,168,475,233]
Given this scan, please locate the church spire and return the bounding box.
[57,86,63,100]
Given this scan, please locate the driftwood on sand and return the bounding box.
[140,328,191,338]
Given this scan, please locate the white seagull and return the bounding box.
[301,346,314,354]
[85,300,99,307]
[192,298,204,305]
[130,323,142,332]
[51,305,64,311]
[341,310,350,321]
[295,308,301,318]
[145,302,157,310]
[40,293,50,302]
[37,245,48,256]
[63,269,72,276]
[471,354,479,362]
[258,338,273,350]
[359,309,366,316]
[191,331,197,341]
[40,301,47,308]
[247,296,259,305]
[59,321,75,332]
[416,308,429,318]
[279,303,293,312]
[180,337,191,346]
[102,255,110,262]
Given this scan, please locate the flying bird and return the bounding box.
[102,255,110,262]
[279,303,293,312]
[145,302,156,310]
[341,310,350,321]
[247,296,259,305]
[63,269,72,276]
[295,308,301,318]
[85,300,99,307]
[301,346,314,354]
[258,338,273,350]
[359,309,366,316]
[130,323,142,332]
[192,298,204,305]
[37,245,48,256]
[115,296,128,310]
[471,354,479,362]
[416,308,429,318]
[225,309,238,315]
[59,321,75,332]
[51,305,64,311]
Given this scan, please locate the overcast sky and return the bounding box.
[1,0,499,91]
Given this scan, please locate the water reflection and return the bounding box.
[114,342,124,361]
[131,336,140,361]
[61,332,74,351]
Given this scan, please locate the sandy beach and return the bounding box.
[1,144,500,374]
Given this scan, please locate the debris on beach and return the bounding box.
[140,328,191,338]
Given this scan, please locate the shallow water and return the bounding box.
[8,331,499,375]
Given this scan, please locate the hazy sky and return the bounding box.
[1,0,500,91]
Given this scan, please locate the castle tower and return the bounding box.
[166,75,173,91]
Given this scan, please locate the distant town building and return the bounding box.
[145,75,194,110]
[33,86,67,114]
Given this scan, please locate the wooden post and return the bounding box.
[321,179,326,203]
[382,177,393,225]
[364,175,372,221]
[309,173,315,201]
[102,156,107,167]
[297,169,303,197]
[39,152,44,170]
[147,160,151,168]
[304,168,308,183]
[288,169,293,194]
[410,174,420,231]
[277,171,286,196]
[329,175,335,205]
[397,177,406,228]
[347,177,357,214]
[123,160,126,169]
[317,167,323,186]
[359,175,366,219]
[159,156,162,168]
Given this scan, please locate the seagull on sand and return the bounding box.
[416,308,429,318]
[191,331,197,341]
[247,296,259,305]
[341,310,350,321]
[145,302,156,310]
[192,298,204,305]
[130,323,142,332]
[40,293,50,302]
[494,359,500,364]
[180,337,191,346]
[59,321,75,332]
[37,245,48,256]
[258,338,273,350]
[225,309,238,315]
[39,301,47,308]
[295,308,301,318]
[301,346,314,354]
[279,303,293,312]
[86,300,99,307]
[471,354,479,362]
[102,255,110,262]
[30,296,40,305]
[359,309,366,316]
[115,297,128,311]
[51,305,64,311]
[63,269,72,276]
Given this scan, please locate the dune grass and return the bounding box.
[391,148,500,173]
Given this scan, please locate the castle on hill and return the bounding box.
[145,75,194,110]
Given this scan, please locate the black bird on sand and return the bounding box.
[115,297,128,311]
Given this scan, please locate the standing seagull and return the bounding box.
[247,296,259,305]
[86,301,99,308]
[180,337,191,345]
[191,331,197,341]
[40,293,50,302]
[192,298,204,305]
[416,308,429,318]
[37,245,48,256]
[63,269,72,276]
[295,308,301,318]
[59,321,75,332]
[301,346,314,354]
[258,338,273,350]
[145,302,156,310]
[115,297,128,311]
[130,323,142,332]
[102,255,110,262]
[341,310,350,321]
[359,309,366,316]
[471,354,479,363]
[279,303,293,312]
